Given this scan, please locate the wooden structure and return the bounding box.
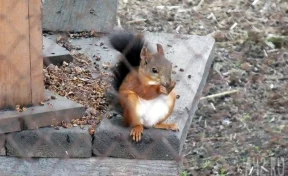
[0,0,85,134]
[0,0,44,109]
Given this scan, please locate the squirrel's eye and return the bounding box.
[152,68,158,73]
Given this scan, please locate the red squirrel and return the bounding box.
[109,31,178,142]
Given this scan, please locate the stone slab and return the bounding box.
[6,125,92,158]
[43,0,118,32]
[0,135,5,156]
[0,90,85,134]
[46,32,215,160]
[43,37,73,66]
[0,157,179,176]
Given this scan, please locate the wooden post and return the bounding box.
[0,0,44,109]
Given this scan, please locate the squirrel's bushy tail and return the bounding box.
[109,31,144,90]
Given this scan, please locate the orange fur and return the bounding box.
[119,68,177,142]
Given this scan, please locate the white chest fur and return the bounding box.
[136,94,171,127]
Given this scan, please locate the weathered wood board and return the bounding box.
[0,157,179,176]
[0,90,85,134]
[43,37,73,66]
[0,0,44,109]
[42,0,118,32]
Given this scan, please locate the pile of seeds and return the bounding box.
[44,51,112,133]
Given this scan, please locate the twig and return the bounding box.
[267,49,279,53]
[249,166,254,175]
[200,90,238,100]
[268,77,288,81]
[207,13,215,20]
[252,0,260,6]
[261,166,269,173]
[236,116,251,133]
[227,9,243,13]
[210,103,216,110]
[263,49,268,57]
[125,19,147,24]
[175,25,182,33]
[156,6,180,10]
[198,116,203,122]
[213,64,229,86]
[230,22,238,30]
[193,0,205,11]
[117,16,122,29]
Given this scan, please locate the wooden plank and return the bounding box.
[28,0,44,105]
[42,0,118,32]
[0,0,32,109]
[0,157,179,176]
[43,36,73,66]
[0,135,4,155]
[0,90,85,134]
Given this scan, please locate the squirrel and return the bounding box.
[108,31,178,142]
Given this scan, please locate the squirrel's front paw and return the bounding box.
[130,125,144,142]
[159,86,169,95]
[164,81,176,94]
[170,81,176,89]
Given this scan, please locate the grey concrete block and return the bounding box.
[0,135,5,156]
[0,90,85,134]
[90,32,215,160]
[43,0,118,32]
[0,157,179,176]
[43,37,73,66]
[6,126,92,158]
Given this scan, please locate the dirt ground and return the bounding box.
[116,0,288,175]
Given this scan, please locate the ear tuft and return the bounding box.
[140,47,151,61]
[156,43,164,55]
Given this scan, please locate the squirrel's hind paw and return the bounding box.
[154,123,179,132]
[169,123,179,131]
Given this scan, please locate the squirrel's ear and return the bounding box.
[140,47,151,62]
[156,44,164,55]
